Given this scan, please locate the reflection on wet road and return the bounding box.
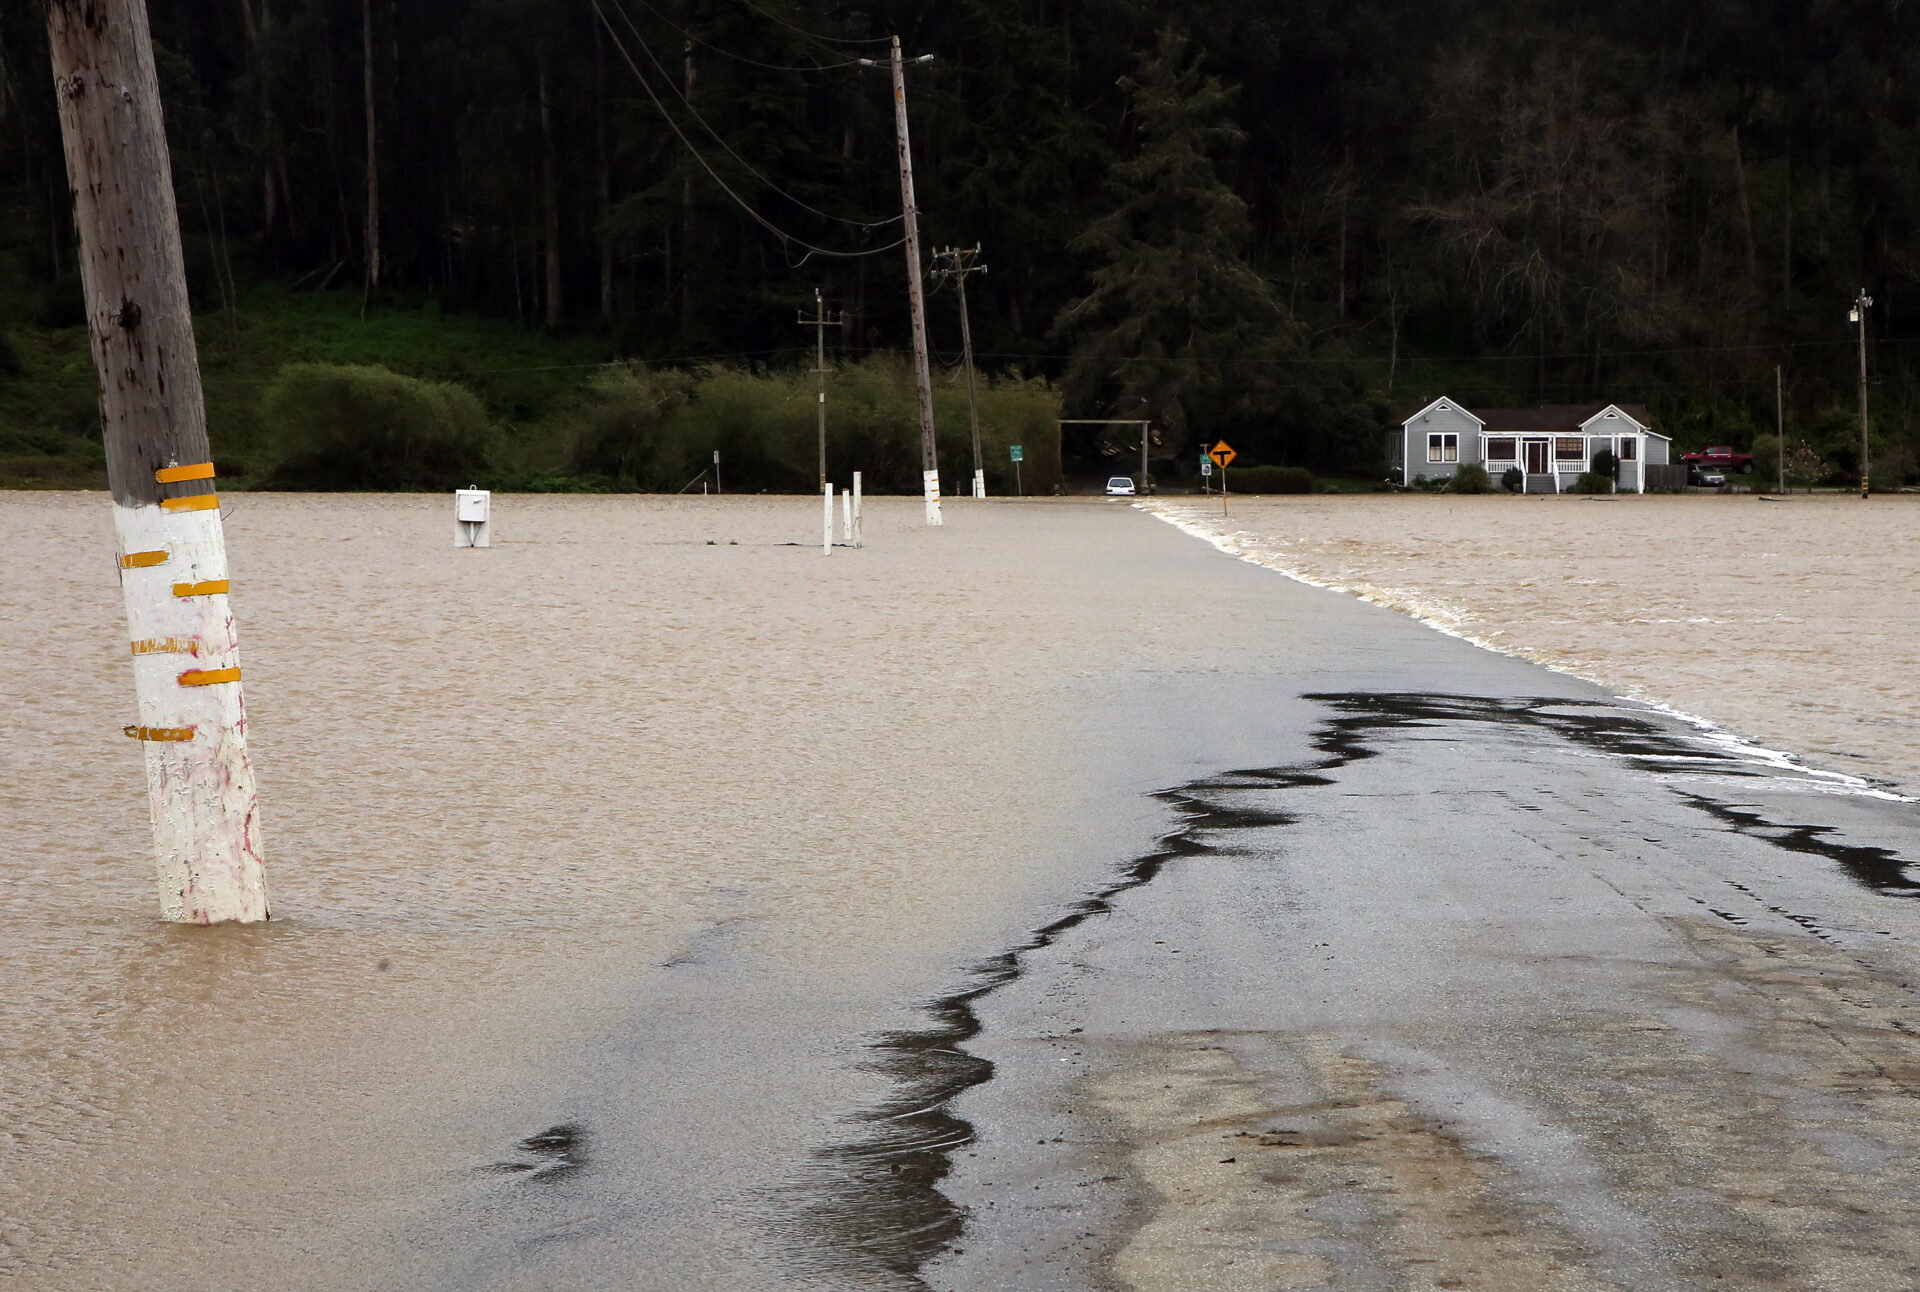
[931,689,1920,1290]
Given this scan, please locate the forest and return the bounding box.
[5,0,1920,489]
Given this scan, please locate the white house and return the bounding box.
[1391,399,1671,493]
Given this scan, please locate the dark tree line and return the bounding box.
[6,0,1920,474]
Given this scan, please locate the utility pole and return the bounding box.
[1851,287,1872,499]
[798,288,841,488]
[931,246,988,497]
[48,0,269,922]
[862,39,940,524]
[1775,364,1785,495]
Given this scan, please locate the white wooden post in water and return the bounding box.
[49,0,268,923]
[823,482,834,555]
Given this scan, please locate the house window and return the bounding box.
[1428,433,1458,463]
[1555,437,1585,461]
[1485,437,1517,461]
[1619,437,1638,461]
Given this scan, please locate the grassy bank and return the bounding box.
[0,288,1059,493]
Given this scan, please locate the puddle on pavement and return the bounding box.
[481,1121,588,1182]
[784,691,1920,1286]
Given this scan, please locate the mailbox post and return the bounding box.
[454,488,491,548]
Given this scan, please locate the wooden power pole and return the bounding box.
[1852,287,1872,499]
[931,245,988,497]
[798,288,841,488]
[1775,364,1785,495]
[48,0,270,922]
[863,39,940,524]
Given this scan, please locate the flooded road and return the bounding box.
[8,491,1920,1289]
[0,492,1343,1288]
[1149,493,1920,790]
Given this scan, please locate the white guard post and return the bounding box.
[923,469,943,526]
[853,472,863,548]
[454,487,491,548]
[973,468,985,499]
[117,484,269,923]
[841,485,853,543]
[823,482,834,555]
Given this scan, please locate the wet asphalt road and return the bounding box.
[59,497,1902,1292]
[513,503,1920,1291]
[906,579,1920,1285]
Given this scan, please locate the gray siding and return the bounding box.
[1403,402,1482,481]
[1645,437,1670,465]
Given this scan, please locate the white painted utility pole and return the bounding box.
[1775,364,1785,495]
[861,40,940,525]
[1852,288,1872,498]
[931,245,988,497]
[823,481,834,555]
[841,485,852,543]
[798,288,841,488]
[852,471,863,547]
[48,0,268,922]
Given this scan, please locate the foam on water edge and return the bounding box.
[1140,500,1914,804]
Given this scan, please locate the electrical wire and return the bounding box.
[974,336,1870,368]
[730,0,894,46]
[622,0,863,72]
[606,0,899,230]
[591,0,906,264]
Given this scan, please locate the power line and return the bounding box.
[731,0,893,47]
[589,0,906,264]
[973,336,1872,368]
[622,0,863,72]
[606,0,899,230]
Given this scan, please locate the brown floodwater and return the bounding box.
[0,491,1296,1289]
[1150,492,1920,791]
[11,487,1912,1288]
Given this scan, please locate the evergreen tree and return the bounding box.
[1051,27,1295,451]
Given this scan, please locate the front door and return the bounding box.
[1524,439,1549,473]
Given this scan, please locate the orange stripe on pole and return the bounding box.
[154,462,215,484]
[178,666,240,687]
[119,549,169,569]
[159,493,219,513]
[131,637,201,656]
[123,725,195,742]
[172,578,229,598]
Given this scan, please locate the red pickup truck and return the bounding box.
[1680,446,1754,472]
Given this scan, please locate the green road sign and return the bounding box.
[1009,445,1024,462]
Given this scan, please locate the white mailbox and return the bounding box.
[454,487,491,548]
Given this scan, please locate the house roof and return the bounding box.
[1393,396,1485,427]
[1396,398,1666,436]
[1472,403,1653,434]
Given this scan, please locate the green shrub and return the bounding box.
[259,362,491,489]
[556,356,1062,493]
[1229,464,1316,494]
[566,364,702,485]
[1448,463,1491,493]
[1569,471,1616,494]
[1500,465,1524,492]
[0,331,20,380]
[1590,448,1618,481]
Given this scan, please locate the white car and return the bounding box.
[1105,476,1137,496]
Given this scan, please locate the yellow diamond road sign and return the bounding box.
[1209,441,1236,468]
